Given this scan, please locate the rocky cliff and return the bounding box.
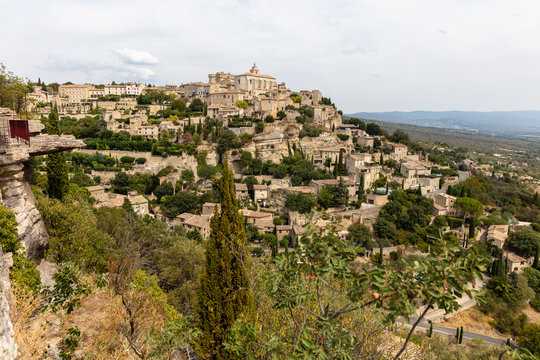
[0,109,84,258]
[0,249,16,359]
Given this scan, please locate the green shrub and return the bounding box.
[250,247,264,257]
[120,156,135,164]
[447,217,465,229]
[336,134,349,141]
[0,206,41,291]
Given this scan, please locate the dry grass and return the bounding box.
[522,304,540,324]
[10,277,146,359]
[436,307,506,340]
[10,284,57,359]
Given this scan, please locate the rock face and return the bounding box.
[0,162,50,258]
[0,110,84,258]
[0,249,17,360]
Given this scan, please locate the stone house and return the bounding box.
[365,194,388,206]
[87,185,106,203]
[432,193,457,216]
[240,209,273,225]
[253,184,269,204]
[310,179,356,197]
[505,251,534,273]
[485,225,509,249]
[384,142,408,160]
[276,225,292,241]
[235,183,249,200]
[128,194,149,216]
[202,202,220,216]
[400,161,431,178]
[175,213,212,238]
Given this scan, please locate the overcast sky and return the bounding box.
[2,0,540,113]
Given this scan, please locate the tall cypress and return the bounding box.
[468,217,475,240]
[195,161,253,359]
[337,149,344,175]
[45,107,68,200]
[358,174,365,204]
[533,245,539,269]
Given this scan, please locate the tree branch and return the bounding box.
[392,299,434,360]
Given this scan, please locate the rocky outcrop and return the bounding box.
[0,110,84,258]
[0,162,50,258]
[0,249,16,359]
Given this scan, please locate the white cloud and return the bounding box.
[4,0,540,112]
[112,47,160,65]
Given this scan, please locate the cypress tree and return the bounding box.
[337,149,344,175]
[428,320,433,338]
[379,153,383,165]
[195,161,253,359]
[45,107,68,200]
[533,245,539,269]
[468,217,475,240]
[459,326,464,344]
[358,174,365,204]
[455,327,460,343]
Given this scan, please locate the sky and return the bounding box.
[1,0,540,113]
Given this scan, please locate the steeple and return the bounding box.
[250,63,259,74]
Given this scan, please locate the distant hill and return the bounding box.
[347,111,540,135]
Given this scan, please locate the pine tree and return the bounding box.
[45,107,68,200]
[195,162,253,359]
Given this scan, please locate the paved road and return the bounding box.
[414,320,507,347]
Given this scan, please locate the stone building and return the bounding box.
[234,64,277,95]
[59,84,94,102]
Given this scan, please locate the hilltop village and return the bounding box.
[1,64,540,359]
[14,65,539,266]
[23,65,467,245]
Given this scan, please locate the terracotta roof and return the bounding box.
[241,210,272,218]
[185,214,211,229]
[236,72,276,79]
[311,179,355,186]
[87,185,105,192]
[235,183,248,191]
[128,195,147,205]
[276,225,292,231]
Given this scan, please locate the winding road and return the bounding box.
[413,320,508,347]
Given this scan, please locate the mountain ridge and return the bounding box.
[347,110,540,135]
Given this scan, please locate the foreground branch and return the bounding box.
[392,299,433,360]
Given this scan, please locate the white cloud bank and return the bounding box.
[112,47,160,65]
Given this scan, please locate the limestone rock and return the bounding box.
[0,249,17,360]
[0,109,84,259]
